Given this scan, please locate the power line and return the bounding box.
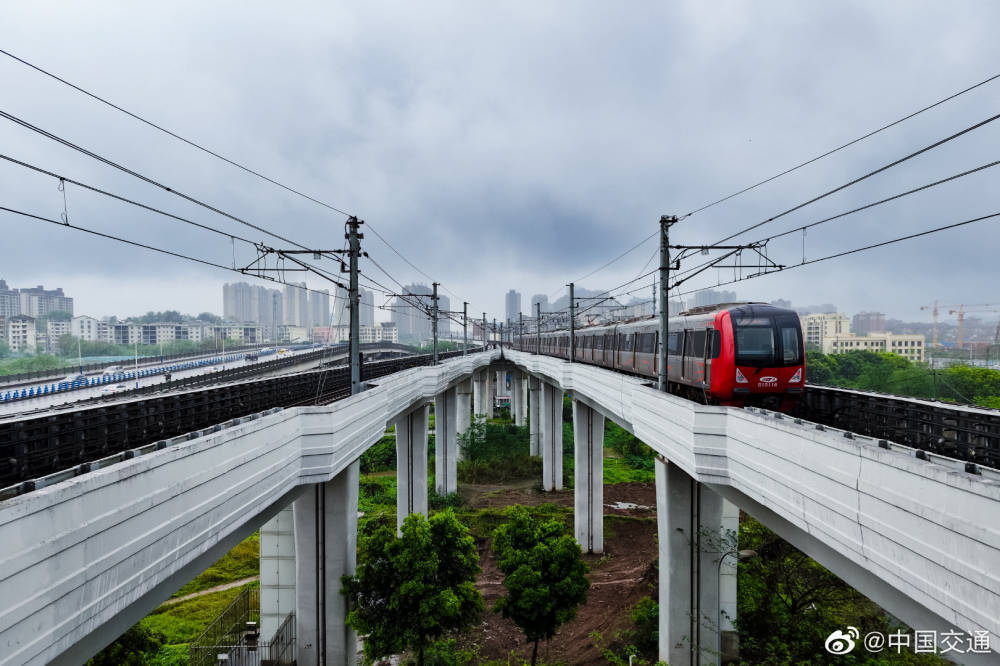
[0,108,347,270]
[671,158,1000,282]
[0,48,354,217]
[680,71,1000,219]
[673,211,1000,298]
[0,205,339,297]
[0,153,263,247]
[569,230,658,286]
[702,110,1000,248]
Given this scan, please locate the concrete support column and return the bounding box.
[541,382,563,491]
[511,373,523,425]
[521,373,529,425]
[260,506,296,639]
[472,371,486,419]
[573,400,604,553]
[720,499,740,661]
[294,463,359,666]
[487,370,496,419]
[456,377,473,438]
[528,376,541,456]
[654,457,730,666]
[434,388,458,495]
[395,405,429,533]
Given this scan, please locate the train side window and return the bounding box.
[710,330,721,358]
[691,329,706,357]
[623,334,634,352]
[683,330,697,356]
[668,331,681,355]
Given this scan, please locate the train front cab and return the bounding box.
[713,307,804,411]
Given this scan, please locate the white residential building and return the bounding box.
[7,315,37,353]
[802,313,851,349]
[824,332,925,362]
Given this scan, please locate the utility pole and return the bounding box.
[519,312,523,350]
[568,282,575,363]
[493,318,497,350]
[463,301,468,357]
[347,216,363,395]
[658,215,677,392]
[431,282,440,365]
[499,322,504,351]
[652,279,656,317]
[482,312,487,350]
[535,302,541,355]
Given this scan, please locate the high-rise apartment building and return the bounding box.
[505,289,521,325]
[6,315,37,353]
[692,289,737,309]
[282,282,309,328]
[802,313,851,349]
[223,282,283,340]
[360,288,375,328]
[0,281,74,318]
[309,290,331,329]
[530,294,549,314]
[391,284,433,343]
[852,312,886,335]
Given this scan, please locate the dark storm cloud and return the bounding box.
[0,1,997,320]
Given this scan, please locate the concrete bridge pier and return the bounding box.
[511,373,524,425]
[434,388,458,495]
[655,456,738,665]
[396,405,429,533]
[260,507,297,639]
[473,370,486,419]
[541,382,564,490]
[456,377,473,438]
[293,463,360,666]
[487,370,496,419]
[528,376,541,455]
[573,400,604,553]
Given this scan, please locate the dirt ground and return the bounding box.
[458,481,658,665]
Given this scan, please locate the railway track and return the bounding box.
[0,350,465,493]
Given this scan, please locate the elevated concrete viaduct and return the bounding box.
[2,348,999,665]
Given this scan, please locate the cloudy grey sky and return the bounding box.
[1,1,998,323]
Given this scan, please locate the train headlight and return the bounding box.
[735,368,749,384]
[789,368,802,383]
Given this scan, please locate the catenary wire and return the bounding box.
[0,205,339,297]
[679,71,1000,219]
[0,48,355,217]
[693,111,1000,250]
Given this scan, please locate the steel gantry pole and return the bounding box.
[658,215,676,392]
[431,282,439,365]
[463,301,468,357]
[519,312,523,350]
[482,312,487,350]
[568,282,575,363]
[535,302,541,355]
[347,216,363,395]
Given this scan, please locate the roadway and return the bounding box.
[0,348,320,418]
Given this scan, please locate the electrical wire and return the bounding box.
[679,71,1000,219]
[0,48,355,217]
[673,211,1000,299]
[695,111,1000,249]
[0,108,348,271]
[0,205,338,297]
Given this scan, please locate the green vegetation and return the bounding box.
[414,340,463,354]
[458,419,541,483]
[343,510,484,666]
[491,505,590,665]
[87,623,165,666]
[604,421,655,483]
[171,533,259,598]
[0,353,69,376]
[737,518,946,664]
[56,334,241,360]
[807,350,1000,408]
[360,433,396,473]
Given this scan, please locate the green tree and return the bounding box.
[197,312,222,323]
[87,623,164,666]
[0,339,9,359]
[491,505,590,665]
[342,510,483,665]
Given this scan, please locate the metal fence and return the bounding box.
[189,587,295,666]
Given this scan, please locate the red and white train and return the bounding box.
[511,302,805,411]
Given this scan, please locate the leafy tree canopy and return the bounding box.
[86,623,164,666]
[491,505,589,665]
[342,510,483,666]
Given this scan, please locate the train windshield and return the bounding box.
[734,314,802,367]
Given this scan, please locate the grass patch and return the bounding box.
[171,533,259,598]
[360,433,396,473]
[144,582,257,645]
[455,503,572,540]
[458,419,541,483]
[604,454,655,484]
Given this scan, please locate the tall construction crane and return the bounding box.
[946,304,999,349]
[920,301,951,348]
